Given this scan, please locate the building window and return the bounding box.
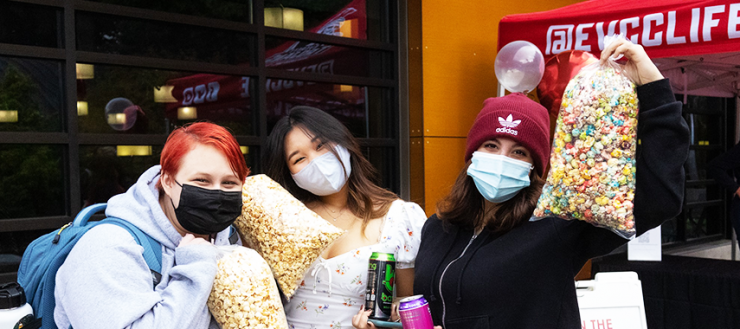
[662,95,737,245]
[0,0,399,280]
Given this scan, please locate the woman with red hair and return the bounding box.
[54,122,248,329]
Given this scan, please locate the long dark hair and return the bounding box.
[437,161,545,233]
[264,106,398,234]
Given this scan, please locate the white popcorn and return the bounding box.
[235,174,345,299]
[208,247,288,329]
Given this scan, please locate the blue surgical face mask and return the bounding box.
[467,151,534,203]
[291,145,352,196]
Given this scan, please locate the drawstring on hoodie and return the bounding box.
[454,229,490,305]
[428,228,460,302]
[439,230,481,328]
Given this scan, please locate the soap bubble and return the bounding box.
[105,97,139,131]
[495,41,545,93]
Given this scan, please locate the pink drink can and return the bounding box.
[398,295,434,329]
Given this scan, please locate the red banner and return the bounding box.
[499,0,740,60]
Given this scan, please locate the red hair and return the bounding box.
[157,122,249,191]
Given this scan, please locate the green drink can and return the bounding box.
[365,252,396,320]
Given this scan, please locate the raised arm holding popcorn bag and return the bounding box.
[533,35,661,239]
[413,37,689,329]
[262,106,427,329]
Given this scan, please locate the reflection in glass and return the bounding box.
[0,111,18,123]
[363,147,398,194]
[154,85,177,103]
[76,12,254,65]
[266,37,392,79]
[117,145,153,156]
[265,80,392,139]
[76,64,95,80]
[675,94,734,243]
[77,64,255,135]
[80,144,257,207]
[265,7,304,31]
[661,218,678,243]
[264,0,389,42]
[177,107,198,120]
[79,145,162,207]
[685,149,722,181]
[0,57,64,132]
[0,2,62,48]
[0,145,65,219]
[679,95,735,147]
[241,145,258,174]
[77,101,89,116]
[682,95,728,116]
[86,0,252,22]
[685,113,724,147]
[683,205,724,240]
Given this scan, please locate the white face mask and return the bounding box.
[291,145,352,196]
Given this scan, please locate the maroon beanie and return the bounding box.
[465,93,551,176]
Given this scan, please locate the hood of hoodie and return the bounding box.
[105,165,233,250]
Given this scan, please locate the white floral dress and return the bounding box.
[285,200,427,329]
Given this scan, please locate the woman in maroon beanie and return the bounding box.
[413,39,689,329]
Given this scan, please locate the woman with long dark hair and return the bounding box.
[264,106,426,329]
[413,39,690,328]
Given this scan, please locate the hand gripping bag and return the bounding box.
[533,35,639,239]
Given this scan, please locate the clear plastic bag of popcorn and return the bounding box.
[235,174,345,300]
[208,246,288,329]
[533,35,639,239]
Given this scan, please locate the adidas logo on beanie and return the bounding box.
[465,93,551,176]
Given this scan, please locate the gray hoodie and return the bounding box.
[54,165,232,329]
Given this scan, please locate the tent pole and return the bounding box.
[735,94,739,261]
[735,94,740,144]
[683,69,688,104]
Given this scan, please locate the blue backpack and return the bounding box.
[16,203,162,329]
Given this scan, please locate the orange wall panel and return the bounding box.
[418,0,584,216]
[422,137,467,216]
[421,0,584,139]
[421,1,498,138]
[409,137,426,208]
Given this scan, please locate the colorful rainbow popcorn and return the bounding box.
[533,63,638,239]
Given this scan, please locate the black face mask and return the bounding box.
[171,181,242,235]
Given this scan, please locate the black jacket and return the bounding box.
[413,78,689,329]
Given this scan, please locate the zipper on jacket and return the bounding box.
[439,233,478,328]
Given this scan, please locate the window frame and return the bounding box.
[0,0,403,233]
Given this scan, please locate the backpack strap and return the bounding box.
[72,203,107,227]
[102,217,163,287]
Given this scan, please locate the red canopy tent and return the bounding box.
[499,4,740,323]
[498,0,740,98]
